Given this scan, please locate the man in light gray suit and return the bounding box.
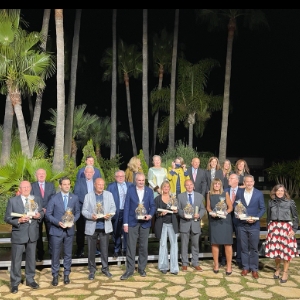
[178,179,206,272]
[4,181,44,294]
[82,178,116,280]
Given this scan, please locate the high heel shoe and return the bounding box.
[226,271,232,276]
[273,274,280,279]
[213,269,219,274]
[280,271,288,283]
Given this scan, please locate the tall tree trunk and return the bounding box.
[110,9,117,159]
[188,112,195,148]
[218,17,235,163]
[28,8,51,156]
[142,9,149,165]
[64,9,82,158]
[168,9,179,150]
[53,9,65,172]
[0,95,14,165]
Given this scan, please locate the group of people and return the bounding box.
[4,155,299,293]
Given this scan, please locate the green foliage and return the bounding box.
[160,140,213,169]
[63,155,77,191]
[99,154,123,187]
[137,149,149,175]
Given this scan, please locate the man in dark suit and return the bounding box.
[178,179,206,272]
[31,168,56,261]
[107,170,133,258]
[187,157,207,196]
[120,172,156,280]
[82,178,116,280]
[4,181,44,294]
[235,175,266,279]
[74,165,95,257]
[46,177,80,286]
[76,156,101,181]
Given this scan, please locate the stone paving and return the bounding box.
[0,257,299,299]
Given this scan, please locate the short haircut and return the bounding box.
[59,176,70,185]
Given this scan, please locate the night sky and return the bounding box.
[1,9,299,167]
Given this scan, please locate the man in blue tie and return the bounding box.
[177,179,206,272]
[46,177,80,286]
[107,170,133,258]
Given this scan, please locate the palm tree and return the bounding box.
[142,9,149,165]
[101,39,142,156]
[52,8,65,172]
[151,28,172,156]
[64,9,82,157]
[0,9,56,161]
[110,9,117,159]
[168,9,179,150]
[176,58,223,147]
[28,9,51,157]
[45,104,99,162]
[196,9,269,162]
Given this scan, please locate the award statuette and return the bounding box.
[209,196,227,219]
[183,203,194,219]
[24,195,38,217]
[61,207,74,227]
[234,200,247,219]
[170,193,178,210]
[94,201,105,218]
[135,202,147,220]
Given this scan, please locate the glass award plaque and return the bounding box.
[135,202,147,220]
[24,195,38,217]
[209,196,227,219]
[170,193,178,210]
[183,203,194,219]
[61,207,74,227]
[94,201,105,218]
[234,199,247,219]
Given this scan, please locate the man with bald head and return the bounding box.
[5,181,44,293]
[82,178,116,279]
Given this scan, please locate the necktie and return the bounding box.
[120,184,126,209]
[231,189,236,203]
[25,198,28,206]
[63,195,68,210]
[188,194,193,205]
[40,183,44,198]
[193,170,196,181]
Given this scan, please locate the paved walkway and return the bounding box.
[0,258,299,299]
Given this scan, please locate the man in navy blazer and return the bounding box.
[235,175,265,279]
[46,177,80,286]
[120,172,156,280]
[31,168,56,261]
[76,156,101,181]
[107,170,133,258]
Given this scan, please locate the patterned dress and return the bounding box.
[265,197,299,260]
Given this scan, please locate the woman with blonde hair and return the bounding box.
[206,178,233,275]
[221,159,233,189]
[125,156,143,183]
[265,184,299,283]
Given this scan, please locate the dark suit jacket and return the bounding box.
[123,185,156,229]
[76,167,101,181]
[234,188,266,230]
[4,195,44,243]
[46,192,80,237]
[31,181,56,209]
[106,181,133,232]
[205,169,224,193]
[224,186,242,227]
[74,178,92,208]
[187,167,207,196]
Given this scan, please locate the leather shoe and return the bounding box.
[11,286,18,294]
[64,275,70,284]
[88,273,95,280]
[102,270,112,278]
[113,252,119,259]
[252,271,259,279]
[161,270,168,274]
[120,271,133,280]
[52,276,58,286]
[182,266,188,271]
[138,269,146,277]
[193,265,203,272]
[26,281,39,289]
[241,269,250,276]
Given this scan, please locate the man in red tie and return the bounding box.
[31,169,56,261]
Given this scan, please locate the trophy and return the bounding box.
[94,201,105,218]
[170,193,178,210]
[61,207,74,227]
[183,202,194,219]
[24,195,38,217]
[209,196,227,219]
[135,202,147,220]
[234,199,247,219]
